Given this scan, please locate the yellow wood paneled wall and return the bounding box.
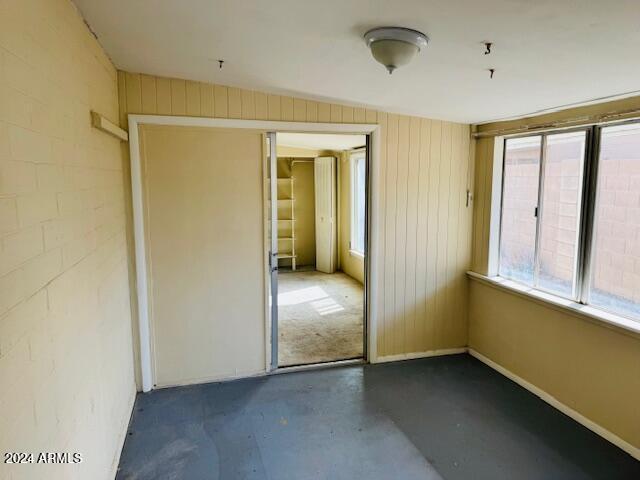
[470,137,494,275]
[118,71,474,362]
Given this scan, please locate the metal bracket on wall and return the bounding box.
[90,111,129,141]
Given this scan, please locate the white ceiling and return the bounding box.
[73,0,640,124]
[277,133,365,151]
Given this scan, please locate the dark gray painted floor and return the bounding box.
[117,354,640,480]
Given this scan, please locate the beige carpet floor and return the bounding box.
[277,270,364,367]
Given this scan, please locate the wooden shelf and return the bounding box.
[271,173,296,269]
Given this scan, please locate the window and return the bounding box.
[498,122,640,323]
[588,123,640,320]
[350,151,366,256]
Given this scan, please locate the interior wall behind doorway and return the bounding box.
[292,160,316,267]
[119,71,474,372]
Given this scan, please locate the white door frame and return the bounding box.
[128,114,380,392]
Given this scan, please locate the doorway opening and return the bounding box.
[269,132,368,368]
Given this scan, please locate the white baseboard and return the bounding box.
[374,347,467,363]
[468,348,640,461]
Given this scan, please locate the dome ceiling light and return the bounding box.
[364,27,429,74]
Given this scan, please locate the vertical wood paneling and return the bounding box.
[125,72,142,114]
[425,120,442,350]
[241,90,256,120]
[415,119,431,349]
[455,125,473,342]
[170,79,186,115]
[342,106,354,124]
[383,114,399,354]
[317,103,330,123]
[185,81,201,116]
[444,124,462,345]
[228,87,242,119]
[117,71,127,126]
[140,75,157,114]
[214,86,228,118]
[200,83,214,117]
[435,122,452,347]
[305,101,318,122]
[404,116,421,353]
[375,111,388,355]
[156,77,171,114]
[281,96,294,121]
[394,116,410,353]
[472,138,491,274]
[119,71,475,359]
[255,92,267,120]
[330,104,342,123]
[293,99,306,122]
[267,94,280,120]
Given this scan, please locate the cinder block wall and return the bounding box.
[0,0,135,478]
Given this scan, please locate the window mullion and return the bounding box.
[577,126,601,304]
[533,134,547,288]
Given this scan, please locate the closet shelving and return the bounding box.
[275,176,296,270]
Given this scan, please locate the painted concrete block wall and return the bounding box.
[0,0,135,478]
[469,96,640,452]
[118,72,475,364]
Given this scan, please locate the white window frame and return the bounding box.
[349,149,366,258]
[485,120,640,329]
[497,128,589,301]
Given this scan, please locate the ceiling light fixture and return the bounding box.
[364,27,429,74]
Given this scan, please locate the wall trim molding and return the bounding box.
[375,348,468,363]
[468,348,640,461]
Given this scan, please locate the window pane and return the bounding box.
[589,123,640,320]
[499,136,541,284]
[356,157,366,253]
[537,131,586,298]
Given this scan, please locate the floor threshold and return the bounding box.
[270,357,365,375]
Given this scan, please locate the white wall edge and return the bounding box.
[127,115,378,134]
[374,348,468,363]
[128,117,154,392]
[486,136,504,276]
[128,114,380,391]
[468,348,640,461]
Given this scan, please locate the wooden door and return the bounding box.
[314,156,337,273]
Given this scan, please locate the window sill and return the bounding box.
[467,271,640,338]
[349,250,365,260]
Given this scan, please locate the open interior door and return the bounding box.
[314,156,337,273]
